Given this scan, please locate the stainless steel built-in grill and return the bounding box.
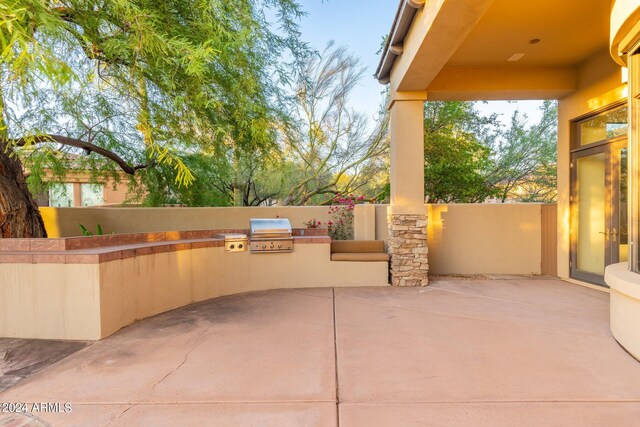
[249,218,294,253]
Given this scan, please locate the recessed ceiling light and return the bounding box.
[529,38,541,44]
[507,53,525,62]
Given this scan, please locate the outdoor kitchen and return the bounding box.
[217,218,295,253]
[0,217,389,340]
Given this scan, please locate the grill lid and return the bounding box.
[250,218,292,237]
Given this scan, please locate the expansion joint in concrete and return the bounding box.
[332,288,341,426]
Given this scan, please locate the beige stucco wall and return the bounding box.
[40,206,333,237]
[359,203,547,276]
[606,263,640,360]
[100,244,389,338]
[0,243,388,340]
[556,49,627,280]
[0,264,101,340]
[354,204,377,240]
[427,204,542,275]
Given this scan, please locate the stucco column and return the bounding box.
[388,97,428,286]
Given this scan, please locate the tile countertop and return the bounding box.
[0,233,331,264]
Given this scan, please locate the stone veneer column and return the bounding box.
[388,214,428,286]
[388,96,428,286]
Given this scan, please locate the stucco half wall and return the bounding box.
[606,262,640,360]
[427,204,543,275]
[359,203,553,276]
[0,242,388,341]
[42,204,555,277]
[40,206,334,237]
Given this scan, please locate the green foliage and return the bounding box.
[143,43,391,208]
[79,223,107,236]
[1,0,306,196]
[423,101,558,204]
[423,101,497,203]
[141,145,286,206]
[488,101,558,202]
[140,152,231,206]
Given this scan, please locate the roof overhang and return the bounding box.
[376,0,611,100]
[375,0,425,84]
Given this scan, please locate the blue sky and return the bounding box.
[298,0,397,122]
[297,0,543,126]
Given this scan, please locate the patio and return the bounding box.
[1,277,640,426]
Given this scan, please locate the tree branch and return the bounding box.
[8,134,148,175]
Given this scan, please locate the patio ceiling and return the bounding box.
[388,0,612,100]
[447,0,610,68]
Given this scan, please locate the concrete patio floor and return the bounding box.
[1,277,640,426]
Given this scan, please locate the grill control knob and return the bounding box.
[262,244,266,249]
[230,244,235,249]
[278,244,282,249]
[238,244,243,249]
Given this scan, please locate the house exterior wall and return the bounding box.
[610,0,640,65]
[377,0,640,358]
[103,179,132,205]
[541,204,558,277]
[556,49,628,279]
[606,0,640,360]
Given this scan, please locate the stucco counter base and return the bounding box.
[0,238,388,341]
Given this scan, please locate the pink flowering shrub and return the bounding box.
[327,193,365,240]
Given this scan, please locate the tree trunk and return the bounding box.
[0,142,47,238]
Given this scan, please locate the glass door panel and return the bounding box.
[571,138,628,285]
[618,146,629,263]
[576,153,606,275]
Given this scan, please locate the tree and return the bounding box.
[0,0,304,237]
[140,153,230,207]
[423,101,497,203]
[281,43,390,205]
[489,101,558,202]
[422,100,558,204]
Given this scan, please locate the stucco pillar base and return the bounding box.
[389,214,428,286]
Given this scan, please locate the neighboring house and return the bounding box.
[19,152,139,207]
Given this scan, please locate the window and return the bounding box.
[578,106,628,146]
[49,183,74,207]
[81,184,104,206]
[573,104,628,150]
